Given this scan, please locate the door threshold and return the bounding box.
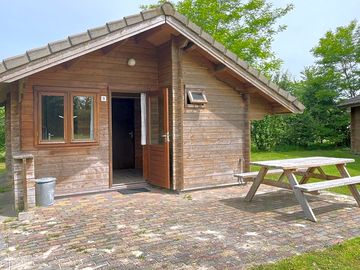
[111,181,148,190]
[56,182,149,199]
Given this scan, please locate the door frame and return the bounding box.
[108,87,170,189]
[108,90,143,187]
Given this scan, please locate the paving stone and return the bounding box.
[0,186,359,269]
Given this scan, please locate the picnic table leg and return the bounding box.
[299,167,321,195]
[244,167,268,202]
[285,170,317,222]
[299,167,316,184]
[336,164,360,207]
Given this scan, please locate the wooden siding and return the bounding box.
[171,37,185,190]
[157,40,184,189]
[5,92,13,187]
[248,93,273,120]
[19,38,158,195]
[9,34,284,194]
[182,53,249,189]
[351,107,360,154]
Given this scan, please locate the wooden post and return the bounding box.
[242,93,250,172]
[22,158,28,211]
[13,154,34,211]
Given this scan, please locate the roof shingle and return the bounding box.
[27,46,51,61]
[69,32,91,46]
[48,39,72,53]
[124,14,144,26]
[107,19,127,32]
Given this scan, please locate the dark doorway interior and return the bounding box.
[112,98,135,169]
[112,96,143,185]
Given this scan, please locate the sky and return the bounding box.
[0,0,359,78]
[272,0,360,78]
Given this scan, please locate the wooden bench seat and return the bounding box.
[294,176,360,192]
[234,169,284,182]
[234,168,308,181]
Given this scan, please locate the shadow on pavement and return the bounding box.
[0,173,16,222]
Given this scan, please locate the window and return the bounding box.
[185,86,208,107]
[72,95,94,140]
[37,88,98,145]
[41,94,65,142]
[149,95,164,144]
[187,90,207,104]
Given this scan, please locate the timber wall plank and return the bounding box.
[182,53,247,189]
[20,38,158,195]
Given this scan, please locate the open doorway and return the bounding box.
[112,94,143,185]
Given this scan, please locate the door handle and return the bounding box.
[48,133,54,141]
[128,131,134,139]
[162,132,170,143]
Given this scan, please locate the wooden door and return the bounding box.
[144,88,170,189]
[112,98,135,169]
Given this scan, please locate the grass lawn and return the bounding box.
[251,237,360,270]
[251,148,360,195]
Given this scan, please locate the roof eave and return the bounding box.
[339,103,360,108]
[165,16,304,114]
[0,15,166,83]
[338,96,360,108]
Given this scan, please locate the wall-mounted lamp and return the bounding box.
[127,58,136,67]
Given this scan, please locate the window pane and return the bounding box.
[41,95,64,141]
[149,95,164,144]
[73,96,94,140]
[191,92,205,101]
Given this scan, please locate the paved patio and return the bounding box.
[1,184,360,270]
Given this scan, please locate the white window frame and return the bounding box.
[184,85,208,108]
[187,90,208,104]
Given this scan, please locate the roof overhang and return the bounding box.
[0,16,166,83]
[338,96,360,108]
[166,17,303,114]
[0,2,304,114]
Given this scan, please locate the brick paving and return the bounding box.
[1,185,360,269]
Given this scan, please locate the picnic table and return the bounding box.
[238,157,360,222]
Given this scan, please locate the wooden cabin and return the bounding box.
[0,3,304,210]
[340,96,360,154]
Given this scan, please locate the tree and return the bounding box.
[251,114,287,151]
[251,67,350,150]
[252,19,358,150]
[141,0,293,74]
[312,20,360,99]
[295,68,349,146]
[251,71,298,150]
